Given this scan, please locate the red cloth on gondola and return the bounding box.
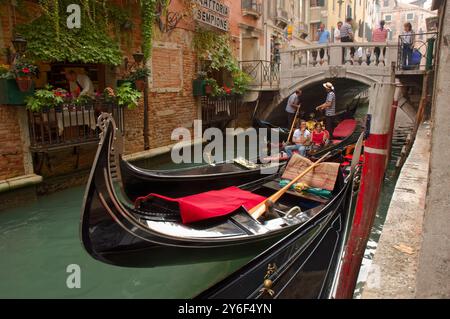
[332,119,357,138]
[136,187,266,225]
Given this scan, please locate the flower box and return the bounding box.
[0,79,35,105]
[193,79,206,97]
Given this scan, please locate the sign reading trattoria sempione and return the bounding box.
[194,0,230,32]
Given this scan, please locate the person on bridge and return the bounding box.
[316,82,336,138]
[317,23,330,63]
[401,22,415,69]
[334,21,343,43]
[340,17,355,62]
[372,20,388,64]
[285,90,302,128]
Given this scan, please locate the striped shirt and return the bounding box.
[325,91,336,116]
[339,22,353,39]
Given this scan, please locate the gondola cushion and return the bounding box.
[333,119,357,138]
[135,187,266,225]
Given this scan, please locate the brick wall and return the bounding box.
[0,105,25,180]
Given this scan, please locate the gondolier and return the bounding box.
[316,82,336,138]
[285,90,302,128]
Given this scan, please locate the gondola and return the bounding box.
[196,135,364,299]
[80,114,360,268]
[119,120,359,202]
[253,96,361,144]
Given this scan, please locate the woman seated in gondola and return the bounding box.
[285,120,311,157]
[311,122,330,150]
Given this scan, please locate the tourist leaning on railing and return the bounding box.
[401,23,415,69]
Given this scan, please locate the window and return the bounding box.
[383,0,389,7]
[384,14,392,22]
[406,13,414,21]
[310,0,325,7]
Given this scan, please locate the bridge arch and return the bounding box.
[261,74,372,123]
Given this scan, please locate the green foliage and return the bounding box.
[25,85,66,112]
[140,0,158,60]
[127,66,151,81]
[116,82,142,110]
[16,0,123,65]
[193,28,251,96]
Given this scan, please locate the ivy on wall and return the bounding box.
[15,0,123,65]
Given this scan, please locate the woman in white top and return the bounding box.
[334,21,342,43]
[401,22,414,69]
[285,120,311,157]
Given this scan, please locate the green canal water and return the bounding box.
[0,105,413,298]
[0,184,259,299]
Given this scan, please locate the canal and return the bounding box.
[0,105,413,298]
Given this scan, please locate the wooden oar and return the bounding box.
[249,152,331,220]
[286,106,300,143]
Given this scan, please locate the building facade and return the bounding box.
[381,0,437,40]
[0,0,268,197]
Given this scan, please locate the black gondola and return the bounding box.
[80,114,360,268]
[196,135,364,299]
[121,118,361,201]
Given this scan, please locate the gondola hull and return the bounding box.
[196,181,352,298]
[80,114,357,269]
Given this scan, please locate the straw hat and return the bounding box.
[323,82,335,91]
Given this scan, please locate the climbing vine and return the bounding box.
[140,0,159,61]
[193,28,251,96]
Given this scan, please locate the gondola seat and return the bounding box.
[332,119,357,138]
[135,186,266,225]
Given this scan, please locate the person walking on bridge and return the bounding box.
[340,17,355,62]
[372,20,388,64]
[316,82,336,138]
[285,90,302,128]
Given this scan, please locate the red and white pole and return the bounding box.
[334,81,395,299]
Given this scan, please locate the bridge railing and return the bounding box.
[397,32,438,71]
[239,60,280,90]
[284,42,399,70]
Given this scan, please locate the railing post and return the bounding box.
[329,45,342,66]
[323,46,329,66]
[379,46,385,67]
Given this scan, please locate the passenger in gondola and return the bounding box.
[285,120,311,157]
[311,122,330,151]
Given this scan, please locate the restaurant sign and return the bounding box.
[194,0,230,32]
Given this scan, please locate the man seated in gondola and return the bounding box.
[311,122,330,151]
[284,120,311,157]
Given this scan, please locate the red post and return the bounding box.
[335,133,389,298]
[334,81,396,298]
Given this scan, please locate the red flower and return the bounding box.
[22,68,30,74]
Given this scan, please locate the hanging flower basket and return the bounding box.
[15,76,33,92]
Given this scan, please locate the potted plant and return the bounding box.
[25,85,67,112]
[193,71,207,96]
[116,83,142,109]
[13,59,38,92]
[128,67,150,92]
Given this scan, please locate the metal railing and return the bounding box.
[28,98,124,151]
[201,95,241,128]
[240,60,280,89]
[397,32,438,71]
